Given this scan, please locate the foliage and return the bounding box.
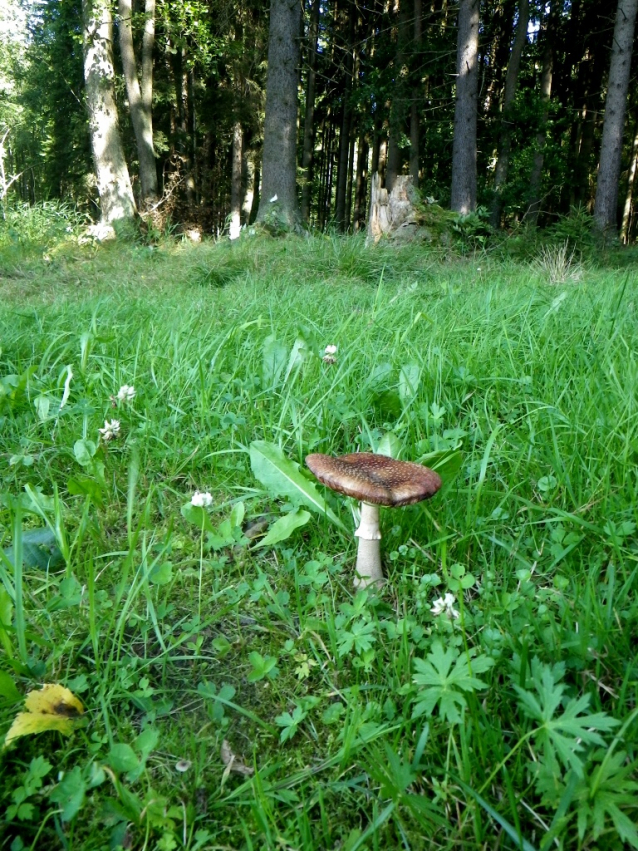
[0,234,637,848]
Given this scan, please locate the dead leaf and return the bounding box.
[220,739,254,782]
[3,684,84,748]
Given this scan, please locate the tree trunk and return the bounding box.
[301,0,321,224]
[229,121,243,239]
[594,0,638,235]
[621,124,638,243]
[490,0,528,227]
[256,0,302,230]
[525,6,555,225]
[118,0,158,209]
[83,0,136,228]
[335,8,356,230]
[353,135,370,230]
[409,0,422,187]
[450,0,480,214]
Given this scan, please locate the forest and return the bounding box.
[2,2,638,850]
[0,0,637,241]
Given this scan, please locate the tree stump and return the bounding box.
[366,173,420,244]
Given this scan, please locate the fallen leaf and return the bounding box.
[3,684,84,749]
[220,739,254,782]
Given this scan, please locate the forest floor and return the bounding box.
[1,225,638,850]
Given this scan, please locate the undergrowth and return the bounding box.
[1,227,637,850]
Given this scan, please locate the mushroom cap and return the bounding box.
[305,452,442,507]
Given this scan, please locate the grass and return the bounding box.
[1,220,638,850]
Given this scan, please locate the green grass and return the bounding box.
[1,226,638,850]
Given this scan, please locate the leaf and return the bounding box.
[262,335,287,387]
[3,527,64,571]
[412,642,493,724]
[108,743,140,774]
[149,561,173,585]
[34,395,51,422]
[417,449,463,487]
[181,502,215,533]
[249,441,345,530]
[0,670,21,703]
[67,476,104,508]
[50,766,86,821]
[375,432,402,458]
[514,658,620,777]
[284,337,308,384]
[399,363,421,408]
[220,739,254,776]
[253,509,310,548]
[3,684,84,748]
[73,439,97,468]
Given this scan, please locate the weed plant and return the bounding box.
[0,229,637,850]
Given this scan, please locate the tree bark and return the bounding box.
[409,0,422,187]
[594,0,638,235]
[301,0,321,224]
[621,125,638,243]
[490,0,529,227]
[256,0,302,229]
[118,0,158,209]
[229,121,243,239]
[450,0,480,214]
[525,5,555,226]
[335,10,356,229]
[83,0,136,227]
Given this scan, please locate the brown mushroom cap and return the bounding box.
[305,452,442,507]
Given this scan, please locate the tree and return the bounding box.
[594,0,638,235]
[83,0,136,227]
[490,0,529,227]
[118,0,158,209]
[450,0,480,214]
[256,0,302,229]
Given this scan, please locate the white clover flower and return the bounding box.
[322,344,338,364]
[191,490,213,508]
[430,592,460,620]
[99,419,121,441]
[116,384,136,402]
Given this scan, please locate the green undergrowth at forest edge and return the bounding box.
[1,231,638,850]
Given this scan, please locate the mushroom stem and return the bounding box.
[354,502,384,588]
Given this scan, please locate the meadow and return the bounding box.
[1,213,638,850]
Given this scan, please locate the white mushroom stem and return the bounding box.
[353,502,384,589]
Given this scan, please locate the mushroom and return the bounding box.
[305,452,442,589]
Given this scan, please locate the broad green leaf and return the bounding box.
[67,476,104,508]
[181,502,215,533]
[375,432,402,458]
[108,743,140,774]
[73,439,97,468]
[0,670,21,703]
[253,509,310,548]
[249,441,345,530]
[2,528,64,571]
[148,561,173,585]
[229,502,245,529]
[262,335,287,387]
[50,766,86,821]
[34,395,51,422]
[417,449,463,487]
[399,363,421,408]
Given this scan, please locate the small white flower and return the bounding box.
[322,344,338,364]
[191,490,213,508]
[269,194,278,203]
[430,592,459,619]
[116,384,136,402]
[99,419,121,441]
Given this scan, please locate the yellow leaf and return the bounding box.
[3,684,84,749]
